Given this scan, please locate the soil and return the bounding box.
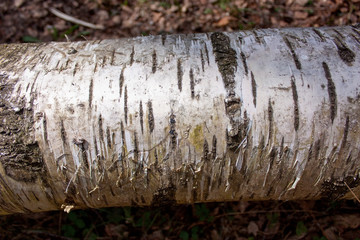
[0,0,360,239]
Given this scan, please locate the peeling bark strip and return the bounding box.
[189,68,195,99]
[147,101,154,133]
[332,36,355,64]
[210,32,237,88]
[283,36,302,70]
[152,50,157,73]
[251,71,257,107]
[322,62,337,123]
[290,76,299,131]
[177,59,183,91]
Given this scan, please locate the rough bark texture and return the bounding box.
[0,25,360,215]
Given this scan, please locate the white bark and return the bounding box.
[0,25,360,214]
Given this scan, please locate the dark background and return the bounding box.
[0,0,360,239]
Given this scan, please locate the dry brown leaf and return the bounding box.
[214,16,233,27]
[247,221,259,236]
[333,214,360,230]
[152,12,162,23]
[294,11,308,19]
[14,0,25,8]
[324,226,338,240]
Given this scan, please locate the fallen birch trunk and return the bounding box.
[0,25,359,215]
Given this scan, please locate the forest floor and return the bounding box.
[1,0,360,239]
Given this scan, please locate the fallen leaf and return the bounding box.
[333,214,360,230]
[14,0,25,8]
[247,221,259,236]
[214,16,233,27]
[294,11,308,19]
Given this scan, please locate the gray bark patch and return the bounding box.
[322,62,337,123]
[210,32,237,88]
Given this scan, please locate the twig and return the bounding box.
[344,181,360,203]
[49,7,105,30]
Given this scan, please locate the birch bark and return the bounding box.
[0,25,359,215]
